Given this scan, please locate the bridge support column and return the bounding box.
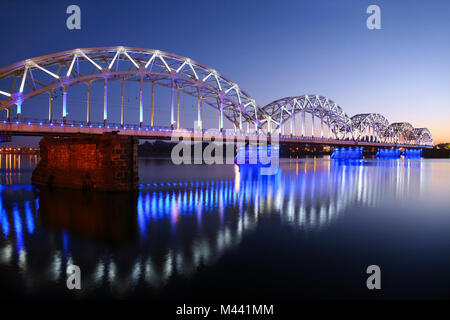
[311,114,315,138]
[32,133,138,191]
[6,108,10,122]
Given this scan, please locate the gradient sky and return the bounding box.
[0,0,449,145]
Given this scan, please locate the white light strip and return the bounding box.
[19,67,28,93]
[32,63,60,79]
[80,52,102,70]
[202,73,213,82]
[0,90,11,97]
[158,55,171,72]
[225,85,234,94]
[176,61,187,73]
[144,54,156,69]
[214,75,222,91]
[67,55,77,77]
[123,51,140,69]
[188,63,199,80]
[108,51,120,70]
[236,88,241,104]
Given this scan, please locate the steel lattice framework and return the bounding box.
[0,46,258,129]
[0,46,434,146]
[259,95,353,138]
[388,122,416,144]
[413,128,433,146]
[350,113,389,142]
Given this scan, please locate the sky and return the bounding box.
[0,0,449,145]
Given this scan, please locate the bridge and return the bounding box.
[0,47,434,191]
[0,46,433,147]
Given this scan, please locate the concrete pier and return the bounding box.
[32,133,138,191]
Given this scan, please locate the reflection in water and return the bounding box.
[0,154,38,185]
[0,156,432,297]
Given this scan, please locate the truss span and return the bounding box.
[388,122,415,144]
[259,95,353,139]
[413,128,433,146]
[0,47,434,146]
[350,113,389,142]
[0,46,258,129]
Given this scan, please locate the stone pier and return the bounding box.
[32,133,138,191]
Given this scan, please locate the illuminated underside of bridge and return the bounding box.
[0,46,433,147]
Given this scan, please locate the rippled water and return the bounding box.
[1,154,450,299]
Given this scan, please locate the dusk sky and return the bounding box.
[0,0,449,144]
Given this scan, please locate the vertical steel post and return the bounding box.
[139,74,143,127]
[16,102,21,120]
[170,79,175,128]
[239,110,242,131]
[121,79,125,126]
[301,110,305,136]
[48,90,53,122]
[86,82,91,124]
[177,86,180,129]
[320,115,324,138]
[327,119,331,139]
[219,95,223,131]
[291,112,295,136]
[62,86,67,123]
[103,78,108,125]
[197,87,202,130]
[151,81,155,127]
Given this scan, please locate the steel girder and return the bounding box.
[260,95,353,138]
[0,46,258,127]
[350,113,389,141]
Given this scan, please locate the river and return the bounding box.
[1,154,450,299]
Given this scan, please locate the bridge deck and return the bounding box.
[0,120,431,149]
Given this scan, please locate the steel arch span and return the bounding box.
[259,95,353,139]
[350,113,389,142]
[0,46,258,129]
[388,122,416,144]
[413,128,433,146]
[0,46,435,147]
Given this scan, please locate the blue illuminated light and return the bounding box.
[377,148,401,159]
[331,147,363,160]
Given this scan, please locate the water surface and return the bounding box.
[1,155,450,299]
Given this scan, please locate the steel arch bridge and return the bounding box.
[0,46,433,147]
[0,46,258,130]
